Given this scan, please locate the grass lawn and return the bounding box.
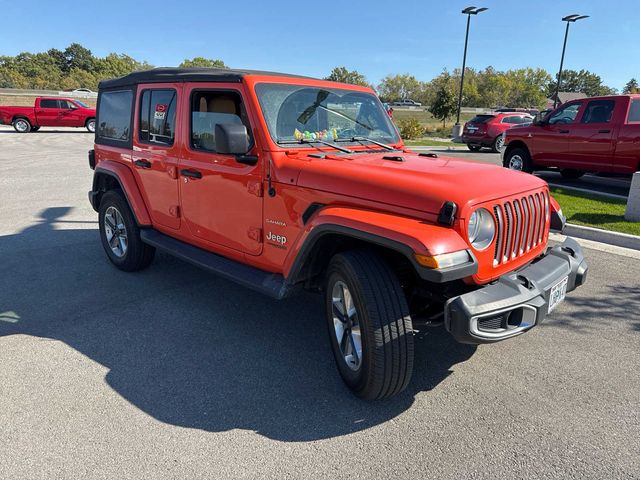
[550,187,640,236]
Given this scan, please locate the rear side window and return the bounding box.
[97,90,133,142]
[469,115,494,123]
[190,90,252,152]
[501,116,523,124]
[627,100,640,123]
[139,89,177,145]
[581,100,615,124]
[40,99,58,108]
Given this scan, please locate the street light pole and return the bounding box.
[553,14,589,108]
[453,6,487,140]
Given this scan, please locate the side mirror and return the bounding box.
[215,123,250,155]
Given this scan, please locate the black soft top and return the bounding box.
[98,67,316,90]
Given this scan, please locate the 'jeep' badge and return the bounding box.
[266,231,287,246]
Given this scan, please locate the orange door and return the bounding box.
[178,85,263,255]
[131,84,182,229]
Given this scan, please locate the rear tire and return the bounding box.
[467,144,481,152]
[12,118,31,133]
[560,169,585,180]
[491,134,505,153]
[325,250,414,399]
[504,147,533,174]
[98,190,155,272]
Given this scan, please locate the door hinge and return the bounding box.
[248,227,262,243]
[247,180,263,197]
[169,205,180,218]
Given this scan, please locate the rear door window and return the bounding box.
[40,99,59,108]
[627,99,640,123]
[97,90,133,142]
[581,100,615,124]
[138,89,177,145]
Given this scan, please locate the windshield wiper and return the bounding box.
[277,139,354,154]
[336,136,396,151]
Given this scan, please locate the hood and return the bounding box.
[293,150,547,217]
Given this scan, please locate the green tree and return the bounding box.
[547,69,617,97]
[377,74,423,103]
[324,66,371,87]
[429,82,457,127]
[63,43,96,72]
[623,78,639,94]
[179,57,227,68]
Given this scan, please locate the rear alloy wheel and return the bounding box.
[325,250,414,399]
[504,147,533,174]
[560,169,585,180]
[13,118,31,133]
[467,144,482,152]
[492,134,505,153]
[86,118,96,133]
[98,190,155,272]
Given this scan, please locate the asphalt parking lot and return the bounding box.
[1,127,639,479]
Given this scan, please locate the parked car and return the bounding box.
[68,88,98,98]
[391,99,422,107]
[0,97,96,132]
[503,95,640,178]
[462,113,533,152]
[88,67,587,399]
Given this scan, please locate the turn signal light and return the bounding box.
[415,250,471,269]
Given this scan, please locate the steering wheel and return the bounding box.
[338,128,357,139]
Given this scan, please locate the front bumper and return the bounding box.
[444,237,587,344]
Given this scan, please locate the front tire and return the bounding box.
[504,147,533,174]
[13,118,31,133]
[98,190,155,272]
[467,144,481,152]
[31,126,41,132]
[325,250,414,399]
[86,118,96,133]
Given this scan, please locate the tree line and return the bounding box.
[0,43,631,109]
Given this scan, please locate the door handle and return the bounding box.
[559,130,570,134]
[180,169,202,179]
[598,129,611,134]
[134,159,151,169]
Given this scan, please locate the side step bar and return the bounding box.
[140,229,291,300]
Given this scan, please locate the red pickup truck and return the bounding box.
[503,95,640,178]
[0,97,96,133]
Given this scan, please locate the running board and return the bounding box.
[140,229,290,300]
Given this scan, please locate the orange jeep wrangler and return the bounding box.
[88,68,587,399]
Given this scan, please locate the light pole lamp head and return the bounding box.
[562,14,589,22]
[462,6,488,14]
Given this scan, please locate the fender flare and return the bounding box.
[90,160,152,226]
[284,206,477,284]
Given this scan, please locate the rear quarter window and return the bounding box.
[97,90,133,144]
[627,99,640,123]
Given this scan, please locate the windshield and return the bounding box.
[74,100,89,108]
[254,83,400,146]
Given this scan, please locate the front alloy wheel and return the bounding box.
[325,250,414,399]
[86,119,96,133]
[331,281,362,371]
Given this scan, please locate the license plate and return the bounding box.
[548,276,568,313]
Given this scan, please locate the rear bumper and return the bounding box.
[444,237,587,344]
[460,135,491,146]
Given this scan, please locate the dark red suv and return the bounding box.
[462,113,533,152]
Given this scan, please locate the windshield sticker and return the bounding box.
[294,128,338,141]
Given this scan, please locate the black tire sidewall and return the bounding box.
[504,147,533,173]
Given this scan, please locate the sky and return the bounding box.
[1,0,636,90]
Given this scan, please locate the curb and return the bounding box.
[564,223,640,251]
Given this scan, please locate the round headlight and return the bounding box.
[467,208,495,250]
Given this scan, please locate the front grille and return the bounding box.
[493,191,548,266]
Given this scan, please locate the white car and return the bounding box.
[67,88,98,98]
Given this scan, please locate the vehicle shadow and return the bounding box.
[0,207,477,441]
